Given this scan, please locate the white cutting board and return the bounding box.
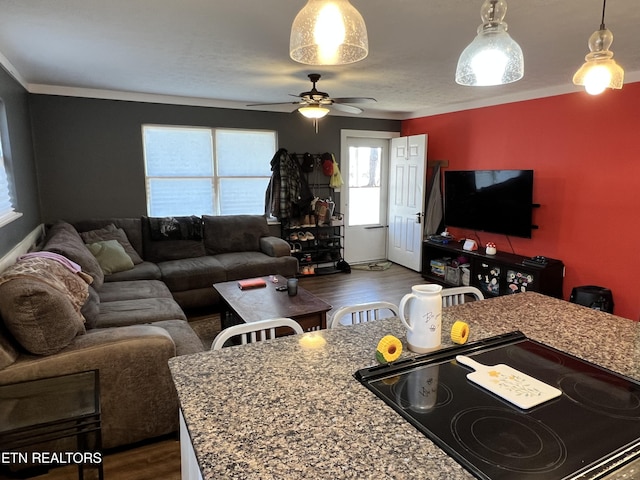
[456,355,562,409]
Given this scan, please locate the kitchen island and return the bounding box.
[169,292,640,479]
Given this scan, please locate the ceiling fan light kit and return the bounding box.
[246,73,376,130]
[572,0,624,95]
[298,104,330,119]
[290,0,368,65]
[455,0,524,87]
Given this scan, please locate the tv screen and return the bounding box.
[444,170,534,238]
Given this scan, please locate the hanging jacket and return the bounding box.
[265,148,313,220]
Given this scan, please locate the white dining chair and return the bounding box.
[328,301,399,329]
[211,317,304,350]
[441,286,484,307]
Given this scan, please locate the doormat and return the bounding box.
[350,261,392,271]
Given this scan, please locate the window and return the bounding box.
[142,125,276,217]
[0,100,20,228]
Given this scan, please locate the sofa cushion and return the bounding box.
[203,215,269,254]
[96,298,186,328]
[0,323,19,370]
[151,320,205,355]
[103,261,162,282]
[87,240,135,275]
[81,285,101,329]
[141,216,206,262]
[97,280,173,302]
[214,251,298,280]
[0,279,86,355]
[43,221,104,289]
[157,256,226,292]
[79,223,144,264]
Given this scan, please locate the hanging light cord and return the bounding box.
[600,0,607,30]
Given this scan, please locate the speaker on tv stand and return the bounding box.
[569,285,614,314]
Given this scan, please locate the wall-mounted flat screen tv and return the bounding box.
[444,170,535,238]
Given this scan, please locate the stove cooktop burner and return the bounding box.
[451,406,567,474]
[559,372,640,419]
[355,332,640,480]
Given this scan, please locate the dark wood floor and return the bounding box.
[299,262,426,313]
[20,263,426,480]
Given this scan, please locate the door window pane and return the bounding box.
[348,146,381,226]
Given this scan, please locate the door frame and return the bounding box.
[340,129,401,263]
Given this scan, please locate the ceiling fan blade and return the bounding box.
[246,101,300,107]
[331,103,363,114]
[332,97,377,104]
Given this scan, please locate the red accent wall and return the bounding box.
[402,82,640,321]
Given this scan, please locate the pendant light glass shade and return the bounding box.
[298,105,330,118]
[290,0,368,65]
[572,2,624,95]
[455,0,524,86]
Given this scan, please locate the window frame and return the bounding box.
[142,124,276,217]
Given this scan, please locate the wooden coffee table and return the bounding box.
[214,275,331,332]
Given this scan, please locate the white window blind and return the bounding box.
[143,125,275,217]
[0,108,20,228]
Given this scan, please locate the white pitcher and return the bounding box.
[399,284,443,353]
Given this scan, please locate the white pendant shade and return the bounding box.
[573,28,624,95]
[455,0,524,86]
[290,0,368,65]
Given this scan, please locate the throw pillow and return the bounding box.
[87,240,135,275]
[0,279,86,356]
[80,224,144,264]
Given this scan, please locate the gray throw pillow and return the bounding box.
[80,224,144,264]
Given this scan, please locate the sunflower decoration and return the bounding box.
[375,335,403,364]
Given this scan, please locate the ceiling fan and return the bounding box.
[247,73,376,116]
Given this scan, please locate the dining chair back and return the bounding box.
[211,317,304,350]
[441,286,484,307]
[328,301,399,329]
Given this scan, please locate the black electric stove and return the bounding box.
[355,332,640,480]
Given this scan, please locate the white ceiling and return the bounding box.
[0,0,638,120]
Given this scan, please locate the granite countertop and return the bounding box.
[169,292,639,479]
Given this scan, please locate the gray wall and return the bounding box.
[0,67,40,258]
[30,95,400,223]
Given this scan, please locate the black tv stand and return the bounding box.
[422,240,564,298]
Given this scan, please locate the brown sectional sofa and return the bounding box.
[74,214,298,310]
[0,214,298,454]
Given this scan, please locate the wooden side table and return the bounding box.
[0,370,103,480]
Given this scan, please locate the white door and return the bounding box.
[342,137,389,264]
[388,134,427,271]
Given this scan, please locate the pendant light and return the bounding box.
[572,0,624,95]
[455,0,524,86]
[290,0,368,65]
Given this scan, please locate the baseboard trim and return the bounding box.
[0,224,45,273]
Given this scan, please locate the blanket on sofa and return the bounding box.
[148,216,203,241]
[0,256,92,316]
